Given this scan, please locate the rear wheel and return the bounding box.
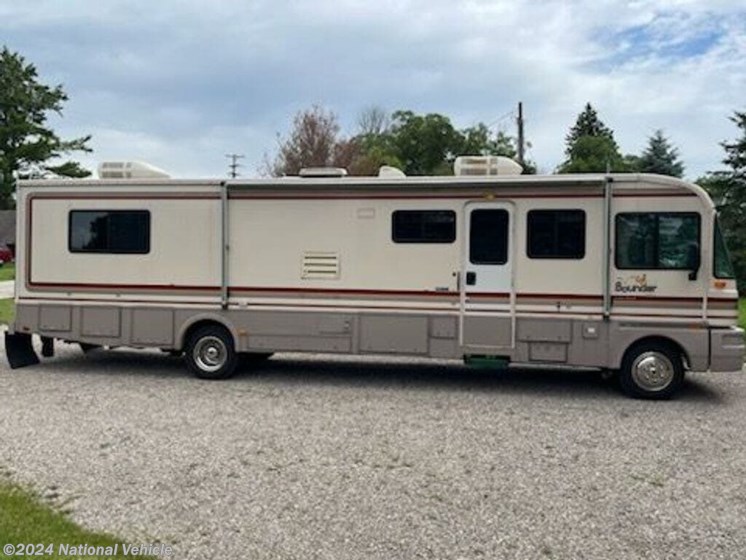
[185,325,238,380]
[619,342,684,399]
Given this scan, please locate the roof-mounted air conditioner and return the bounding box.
[454,156,523,176]
[298,167,348,178]
[98,161,171,179]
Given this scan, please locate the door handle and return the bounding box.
[466,271,476,285]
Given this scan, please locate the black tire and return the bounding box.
[184,325,238,380]
[619,342,685,399]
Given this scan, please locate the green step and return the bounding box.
[464,355,510,369]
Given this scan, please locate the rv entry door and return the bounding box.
[460,202,515,353]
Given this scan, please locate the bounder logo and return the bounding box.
[614,273,658,294]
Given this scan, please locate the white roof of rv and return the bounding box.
[16,172,708,203]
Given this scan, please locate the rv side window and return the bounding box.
[470,209,509,264]
[714,216,736,279]
[392,210,456,243]
[527,210,585,259]
[615,212,699,269]
[69,210,151,254]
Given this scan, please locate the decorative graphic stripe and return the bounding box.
[23,281,736,307]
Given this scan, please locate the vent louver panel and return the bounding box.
[302,252,340,280]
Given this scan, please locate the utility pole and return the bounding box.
[516,102,525,166]
[225,153,245,178]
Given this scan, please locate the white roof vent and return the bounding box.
[98,161,171,179]
[454,156,523,176]
[378,166,406,178]
[298,167,348,178]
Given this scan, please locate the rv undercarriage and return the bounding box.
[6,301,743,399]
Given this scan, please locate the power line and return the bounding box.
[485,109,516,130]
[225,153,245,178]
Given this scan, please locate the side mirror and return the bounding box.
[687,243,700,281]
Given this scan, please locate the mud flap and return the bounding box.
[41,336,55,358]
[5,332,40,369]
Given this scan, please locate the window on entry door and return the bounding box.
[470,209,509,265]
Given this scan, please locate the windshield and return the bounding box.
[714,217,736,279]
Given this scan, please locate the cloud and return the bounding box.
[2,0,744,179]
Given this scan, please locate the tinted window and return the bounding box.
[615,212,699,269]
[392,210,456,243]
[69,211,150,254]
[714,217,735,279]
[527,210,585,259]
[470,209,509,264]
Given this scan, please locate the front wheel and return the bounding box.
[619,342,684,399]
[185,325,238,380]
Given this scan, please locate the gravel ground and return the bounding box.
[1,340,745,560]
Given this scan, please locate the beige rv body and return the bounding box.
[8,172,744,389]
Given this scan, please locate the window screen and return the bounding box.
[470,209,509,264]
[615,212,699,269]
[392,210,456,243]
[527,210,586,259]
[69,210,151,254]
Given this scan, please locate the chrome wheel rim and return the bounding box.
[631,351,675,392]
[193,336,227,373]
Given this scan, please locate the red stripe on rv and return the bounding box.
[22,282,736,305]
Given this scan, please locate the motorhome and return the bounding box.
[5,157,743,399]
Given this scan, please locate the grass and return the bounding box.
[0,480,162,559]
[740,299,746,330]
[0,262,14,282]
[0,299,13,325]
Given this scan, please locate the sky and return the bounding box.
[2,0,745,180]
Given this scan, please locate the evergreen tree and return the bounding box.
[559,136,626,173]
[637,130,685,177]
[699,111,746,291]
[0,46,91,208]
[564,102,615,155]
[558,103,624,173]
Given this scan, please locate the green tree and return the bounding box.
[558,103,624,173]
[564,102,614,150]
[699,111,746,291]
[346,107,402,176]
[270,106,530,177]
[0,46,91,208]
[362,111,530,176]
[559,135,626,173]
[388,110,463,175]
[622,153,642,172]
[460,124,512,157]
[637,130,685,177]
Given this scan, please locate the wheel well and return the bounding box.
[622,336,689,369]
[179,319,235,351]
